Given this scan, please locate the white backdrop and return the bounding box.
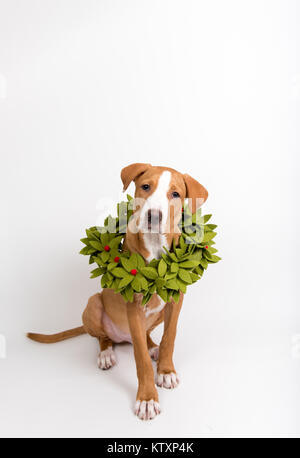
[0,0,299,438]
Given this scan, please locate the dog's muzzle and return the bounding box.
[147,209,163,232]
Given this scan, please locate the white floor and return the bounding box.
[1,275,299,438]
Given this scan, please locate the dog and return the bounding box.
[27,163,208,420]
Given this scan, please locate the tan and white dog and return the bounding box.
[28,163,208,420]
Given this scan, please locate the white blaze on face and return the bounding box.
[139,171,171,233]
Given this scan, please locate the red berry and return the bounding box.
[130,269,137,276]
[114,256,120,263]
[205,245,208,249]
[104,245,110,252]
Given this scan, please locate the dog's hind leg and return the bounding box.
[82,293,116,370]
[97,335,116,370]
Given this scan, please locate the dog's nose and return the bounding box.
[147,209,162,227]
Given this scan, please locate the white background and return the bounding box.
[0,0,299,438]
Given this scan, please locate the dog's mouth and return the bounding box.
[146,209,163,233]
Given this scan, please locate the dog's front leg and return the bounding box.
[127,295,161,420]
[156,293,183,389]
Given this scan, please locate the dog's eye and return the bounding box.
[141,184,150,191]
[171,191,180,198]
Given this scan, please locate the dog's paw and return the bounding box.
[156,372,179,389]
[97,347,116,370]
[134,399,161,421]
[149,346,159,361]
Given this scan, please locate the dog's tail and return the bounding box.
[27,326,86,344]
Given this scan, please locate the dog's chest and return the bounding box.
[142,233,168,316]
[145,295,165,317]
[143,233,168,263]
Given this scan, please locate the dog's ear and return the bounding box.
[121,163,151,191]
[183,174,208,213]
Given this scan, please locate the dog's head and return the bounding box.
[121,163,208,234]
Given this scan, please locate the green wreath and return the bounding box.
[80,195,221,305]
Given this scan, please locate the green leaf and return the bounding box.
[171,262,179,273]
[111,267,128,278]
[79,246,90,255]
[200,258,208,269]
[193,249,203,260]
[106,271,113,281]
[175,248,185,258]
[136,253,146,269]
[101,272,110,284]
[164,272,177,281]
[185,237,196,246]
[166,279,179,290]
[124,285,134,302]
[179,235,186,251]
[121,257,135,272]
[192,213,200,224]
[179,260,200,268]
[202,231,217,243]
[208,254,221,262]
[157,288,168,302]
[190,272,200,282]
[94,256,106,266]
[194,265,204,276]
[149,284,156,294]
[110,235,124,249]
[101,251,110,263]
[158,259,167,277]
[107,261,118,271]
[100,232,110,246]
[142,293,151,306]
[161,254,171,264]
[208,247,218,254]
[86,228,100,240]
[203,214,212,223]
[132,276,142,292]
[90,267,105,278]
[172,291,180,303]
[155,277,166,288]
[204,250,213,260]
[141,267,158,280]
[118,276,134,289]
[205,224,217,231]
[137,274,148,290]
[129,253,138,266]
[178,269,192,284]
[168,252,178,262]
[177,278,187,293]
[112,278,120,290]
[148,259,159,268]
